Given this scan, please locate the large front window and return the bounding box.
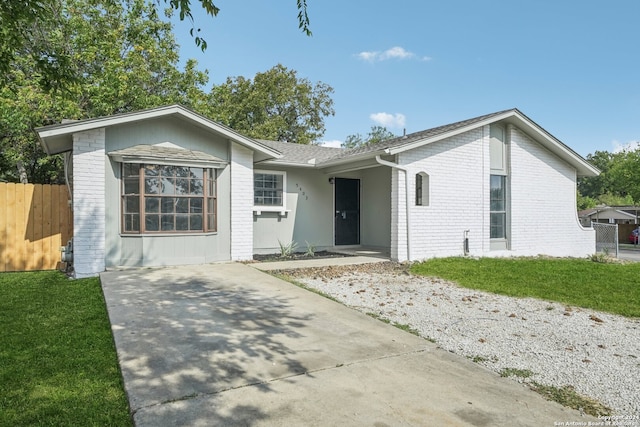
[122,163,216,233]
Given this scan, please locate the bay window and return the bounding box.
[122,163,216,234]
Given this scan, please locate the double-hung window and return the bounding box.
[122,163,217,234]
[254,170,286,210]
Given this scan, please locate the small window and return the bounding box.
[416,172,429,206]
[254,170,286,210]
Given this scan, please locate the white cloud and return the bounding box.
[612,140,640,153]
[320,139,343,148]
[379,46,414,60]
[356,46,429,63]
[370,112,406,129]
[356,51,379,62]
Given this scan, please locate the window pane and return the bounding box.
[190,168,203,179]
[123,163,140,178]
[491,199,505,211]
[160,165,176,177]
[160,177,176,194]
[191,179,204,195]
[124,178,139,194]
[175,215,188,230]
[124,196,140,214]
[190,214,203,231]
[144,165,159,177]
[175,178,189,195]
[207,198,215,215]
[176,198,189,213]
[145,197,160,213]
[161,198,175,213]
[191,198,203,213]
[208,179,216,197]
[145,178,162,194]
[207,213,216,231]
[490,213,506,239]
[161,214,174,231]
[145,215,159,231]
[124,214,140,232]
[175,167,189,177]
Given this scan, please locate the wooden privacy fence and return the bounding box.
[0,183,72,272]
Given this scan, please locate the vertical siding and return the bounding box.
[0,183,72,272]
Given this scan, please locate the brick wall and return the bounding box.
[509,127,595,256]
[230,142,254,260]
[72,128,106,278]
[392,124,594,260]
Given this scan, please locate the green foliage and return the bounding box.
[304,241,316,257]
[278,240,299,258]
[578,147,640,206]
[530,383,611,417]
[1,0,312,88]
[500,368,534,378]
[343,126,397,149]
[0,0,209,183]
[209,64,335,144]
[0,271,131,426]
[576,192,597,210]
[411,257,640,317]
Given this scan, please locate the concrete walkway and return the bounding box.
[101,263,594,426]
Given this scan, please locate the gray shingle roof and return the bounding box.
[256,109,515,166]
[108,144,226,164]
[256,139,344,165]
[318,109,516,164]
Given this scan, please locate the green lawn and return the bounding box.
[410,257,640,318]
[0,271,132,426]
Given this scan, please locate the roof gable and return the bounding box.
[35,105,282,162]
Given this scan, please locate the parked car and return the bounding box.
[630,228,639,244]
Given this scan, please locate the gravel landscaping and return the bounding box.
[278,262,640,420]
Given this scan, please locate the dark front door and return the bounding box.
[334,178,360,245]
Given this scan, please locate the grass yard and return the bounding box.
[0,271,132,426]
[411,257,640,318]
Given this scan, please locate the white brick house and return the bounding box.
[37,106,598,277]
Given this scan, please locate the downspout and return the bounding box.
[375,155,411,261]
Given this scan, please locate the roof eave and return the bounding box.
[35,105,282,160]
[384,109,599,178]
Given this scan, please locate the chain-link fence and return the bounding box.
[592,222,618,257]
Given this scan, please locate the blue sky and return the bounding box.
[172,0,640,156]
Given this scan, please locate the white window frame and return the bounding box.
[253,169,287,214]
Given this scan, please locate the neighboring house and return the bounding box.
[579,206,640,227]
[37,105,598,278]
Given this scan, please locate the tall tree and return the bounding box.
[0,0,209,183]
[209,64,334,144]
[578,147,640,207]
[342,126,396,149]
[0,0,311,90]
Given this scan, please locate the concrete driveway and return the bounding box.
[101,263,592,426]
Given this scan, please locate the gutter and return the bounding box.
[375,155,411,261]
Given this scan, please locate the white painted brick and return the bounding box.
[72,128,106,278]
[391,124,594,260]
[230,142,253,260]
